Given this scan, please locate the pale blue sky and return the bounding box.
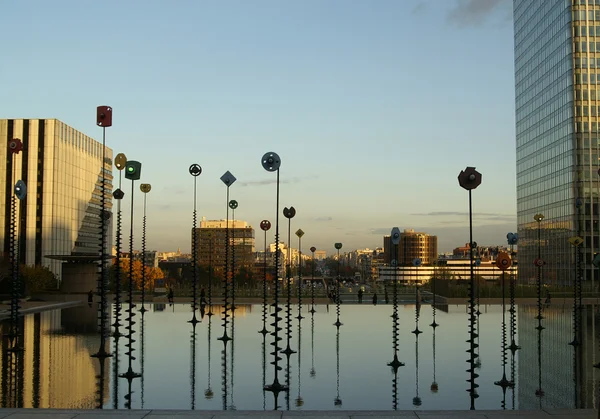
[0,0,516,254]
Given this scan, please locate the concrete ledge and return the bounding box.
[0,409,594,419]
[0,300,84,320]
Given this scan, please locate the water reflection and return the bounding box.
[0,302,598,411]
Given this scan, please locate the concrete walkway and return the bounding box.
[0,300,84,320]
[0,409,594,419]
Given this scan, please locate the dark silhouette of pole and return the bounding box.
[310,247,316,314]
[262,152,287,405]
[458,166,482,410]
[259,220,271,336]
[229,200,238,312]
[533,213,545,402]
[139,183,151,313]
[296,229,305,320]
[189,164,202,325]
[282,206,296,357]
[334,243,343,327]
[112,153,127,338]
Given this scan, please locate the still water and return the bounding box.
[0,301,597,411]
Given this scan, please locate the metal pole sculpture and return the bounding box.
[389,227,403,409]
[139,183,151,313]
[229,199,238,312]
[506,233,519,353]
[389,228,404,373]
[412,258,423,336]
[295,310,304,408]
[6,138,24,354]
[262,152,287,405]
[310,304,316,379]
[334,243,343,328]
[259,220,271,336]
[221,328,229,411]
[475,253,481,316]
[189,164,202,325]
[112,317,121,409]
[494,252,513,408]
[458,166,482,410]
[533,213,545,401]
[93,106,113,363]
[296,229,305,320]
[282,206,297,356]
[413,315,422,408]
[113,153,127,337]
[310,247,316,314]
[140,309,146,409]
[229,306,237,410]
[218,171,236,343]
[119,159,142,406]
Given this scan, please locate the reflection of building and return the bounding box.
[383,229,437,266]
[0,119,113,279]
[0,307,109,408]
[194,219,255,279]
[517,304,597,409]
[513,1,596,286]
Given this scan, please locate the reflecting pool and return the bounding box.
[0,301,598,411]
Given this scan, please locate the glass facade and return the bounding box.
[0,119,113,280]
[515,0,579,285]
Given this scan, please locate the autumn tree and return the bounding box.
[118,259,164,291]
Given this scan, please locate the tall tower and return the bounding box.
[514,1,599,286]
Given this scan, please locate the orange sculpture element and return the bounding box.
[8,138,23,154]
[495,251,512,271]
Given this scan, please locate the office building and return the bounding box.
[0,119,113,280]
[383,229,437,265]
[514,1,600,285]
[194,218,255,278]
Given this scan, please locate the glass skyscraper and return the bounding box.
[0,119,113,279]
[514,0,600,286]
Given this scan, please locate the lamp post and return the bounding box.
[218,171,236,344]
[296,229,305,320]
[261,151,288,403]
[334,243,343,328]
[282,206,297,356]
[458,166,482,410]
[112,153,127,337]
[139,183,151,313]
[189,163,202,325]
[310,247,317,314]
[259,220,271,336]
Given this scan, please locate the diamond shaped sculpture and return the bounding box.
[220,171,236,187]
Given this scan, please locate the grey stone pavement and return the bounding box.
[0,409,595,419]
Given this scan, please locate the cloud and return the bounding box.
[315,216,333,222]
[239,175,318,187]
[446,0,510,27]
[411,1,427,15]
[412,211,515,220]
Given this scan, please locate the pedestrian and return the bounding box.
[200,287,207,305]
[168,287,174,305]
[88,290,94,307]
[358,288,363,304]
[384,287,389,304]
[372,292,378,306]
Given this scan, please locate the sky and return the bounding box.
[0,0,517,255]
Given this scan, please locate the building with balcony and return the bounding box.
[383,229,437,266]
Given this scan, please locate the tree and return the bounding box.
[118,259,164,291]
[20,264,57,295]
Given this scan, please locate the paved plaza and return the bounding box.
[0,409,594,419]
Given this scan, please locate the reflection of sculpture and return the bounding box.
[334,327,342,407]
[190,320,197,409]
[204,316,214,401]
[533,214,545,403]
[261,151,288,407]
[295,309,304,407]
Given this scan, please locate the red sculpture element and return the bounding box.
[495,251,512,271]
[533,258,545,267]
[8,138,23,154]
[260,220,271,231]
[97,106,113,127]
